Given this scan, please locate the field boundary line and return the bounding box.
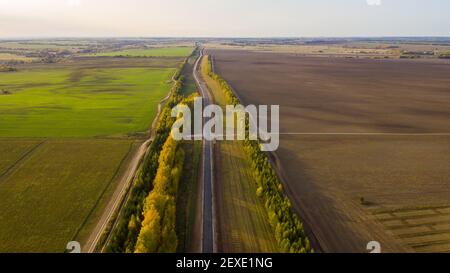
[399,229,450,239]
[373,205,450,214]
[71,140,135,251]
[407,239,450,248]
[0,140,46,182]
[379,212,450,222]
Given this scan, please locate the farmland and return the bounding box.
[215,141,279,252]
[0,40,193,252]
[200,56,279,252]
[0,139,137,252]
[206,38,450,60]
[0,58,178,137]
[0,53,35,63]
[0,41,88,50]
[208,48,450,252]
[88,47,194,58]
[0,139,42,176]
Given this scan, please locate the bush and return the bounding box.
[1,89,12,95]
[439,53,450,59]
[0,65,17,72]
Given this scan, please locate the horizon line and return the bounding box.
[1,35,450,40]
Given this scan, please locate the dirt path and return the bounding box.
[83,70,181,253]
[83,139,150,253]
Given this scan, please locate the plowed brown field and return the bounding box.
[209,49,450,253]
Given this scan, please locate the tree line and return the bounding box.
[205,55,313,253]
[134,93,197,253]
[105,51,195,253]
[0,65,17,72]
[134,135,184,252]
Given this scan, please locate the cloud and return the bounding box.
[366,0,382,6]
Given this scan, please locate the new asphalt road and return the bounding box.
[193,48,216,253]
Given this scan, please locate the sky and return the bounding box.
[0,0,449,38]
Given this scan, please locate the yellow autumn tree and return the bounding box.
[135,135,185,253]
[134,208,160,253]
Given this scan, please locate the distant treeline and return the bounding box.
[439,52,450,59]
[105,50,195,253]
[205,55,313,253]
[0,65,17,72]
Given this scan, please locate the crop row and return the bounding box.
[205,55,313,253]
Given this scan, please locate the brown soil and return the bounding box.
[209,49,450,253]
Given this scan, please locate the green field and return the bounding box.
[180,49,199,95]
[0,45,192,252]
[0,60,176,137]
[0,139,42,175]
[89,47,194,58]
[0,139,136,252]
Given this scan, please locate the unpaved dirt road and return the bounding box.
[83,138,151,253]
[83,70,181,253]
